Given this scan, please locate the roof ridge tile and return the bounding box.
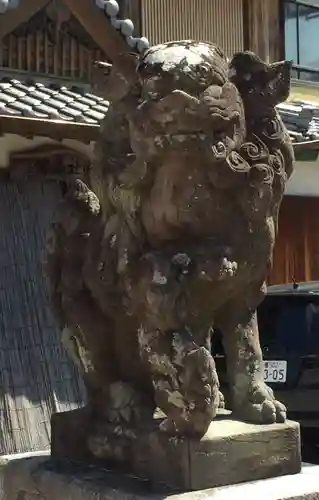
[95,0,150,53]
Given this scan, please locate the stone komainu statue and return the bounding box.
[45,41,294,461]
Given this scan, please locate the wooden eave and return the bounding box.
[62,0,130,59]
[0,115,99,143]
[0,0,49,39]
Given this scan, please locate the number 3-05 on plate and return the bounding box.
[262,360,287,383]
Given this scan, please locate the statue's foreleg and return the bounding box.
[137,279,220,437]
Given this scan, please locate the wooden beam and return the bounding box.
[0,0,48,39]
[0,115,99,143]
[9,143,91,161]
[245,0,270,61]
[268,0,282,62]
[62,0,130,60]
[8,143,91,181]
[244,0,281,62]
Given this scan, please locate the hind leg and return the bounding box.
[217,286,286,424]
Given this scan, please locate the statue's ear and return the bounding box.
[267,60,292,104]
[228,51,266,85]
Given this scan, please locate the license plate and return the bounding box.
[262,360,287,383]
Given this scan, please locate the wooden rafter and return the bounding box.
[0,0,49,39]
[61,0,130,60]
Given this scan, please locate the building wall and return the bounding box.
[269,196,319,285]
[286,161,319,197]
[140,0,244,56]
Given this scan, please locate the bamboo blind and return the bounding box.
[0,177,86,454]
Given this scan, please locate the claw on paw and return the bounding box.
[234,382,287,424]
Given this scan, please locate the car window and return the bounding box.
[306,302,319,351]
[258,296,319,355]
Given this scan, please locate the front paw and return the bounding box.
[233,381,287,424]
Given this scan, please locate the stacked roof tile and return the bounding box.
[0,77,109,124]
[277,100,319,142]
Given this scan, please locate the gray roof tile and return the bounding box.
[1,105,21,116]
[0,75,109,126]
[19,95,42,107]
[277,98,319,142]
[92,103,109,114]
[84,92,104,102]
[0,91,15,104]
[83,108,105,121]
[44,98,68,109]
[68,101,90,112]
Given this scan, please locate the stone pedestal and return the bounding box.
[0,456,317,500]
[51,409,301,491]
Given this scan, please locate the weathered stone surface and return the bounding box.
[0,456,316,500]
[51,408,301,491]
[134,418,301,490]
[186,418,301,490]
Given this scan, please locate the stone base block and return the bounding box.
[138,418,301,490]
[0,457,317,500]
[51,409,301,491]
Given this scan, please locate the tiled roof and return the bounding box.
[277,100,319,143]
[0,76,109,124]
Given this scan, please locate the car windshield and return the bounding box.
[258,295,319,355]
